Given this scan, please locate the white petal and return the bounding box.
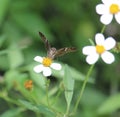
[113,0,120,4]
[51,63,62,70]
[100,14,113,25]
[102,0,108,4]
[34,56,43,63]
[82,46,96,55]
[104,37,116,50]
[96,4,108,15]
[43,67,52,76]
[115,12,120,24]
[86,54,99,64]
[101,51,115,64]
[102,0,114,5]
[95,33,105,45]
[33,64,43,73]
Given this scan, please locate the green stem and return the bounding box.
[0,91,21,106]
[45,78,50,107]
[46,86,50,107]
[64,103,70,117]
[101,25,106,33]
[52,89,62,105]
[44,78,63,116]
[73,64,94,113]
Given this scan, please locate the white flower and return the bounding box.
[82,33,116,64]
[96,0,120,25]
[33,56,62,76]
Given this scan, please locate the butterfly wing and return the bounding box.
[54,47,77,58]
[39,32,76,59]
[39,32,51,51]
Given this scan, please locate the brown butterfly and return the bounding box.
[39,32,76,59]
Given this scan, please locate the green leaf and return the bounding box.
[63,64,74,110]
[81,88,107,108]
[4,70,20,90]
[4,69,27,90]
[88,38,95,46]
[11,12,53,41]
[0,0,10,26]
[19,99,55,117]
[0,54,9,70]
[27,63,46,89]
[0,108,25,117]
[0,35,6,47]
[52,63,94,83]
[8,43,24,69]
[98,93,120,115]
[68,66,94,83]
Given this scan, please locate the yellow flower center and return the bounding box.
[110,4,120,14]
[42,57,52,67]
[96,45,105,54]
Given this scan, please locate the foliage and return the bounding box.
[0,0,120,117]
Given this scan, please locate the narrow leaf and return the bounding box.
[63,64,74,110]
[98,93,120,114]
[52,63,94,83]
[19,99,55,117]
[0,108,25,117]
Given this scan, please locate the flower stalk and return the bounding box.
[73,64,94,114]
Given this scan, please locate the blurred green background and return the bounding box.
[0,0,120,117]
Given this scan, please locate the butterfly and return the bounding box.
[39,32,77,59]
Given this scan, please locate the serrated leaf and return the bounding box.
[63,64,74,110]
[98,93,120,115]
[19,99,55,117]
[0,108,25,117]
